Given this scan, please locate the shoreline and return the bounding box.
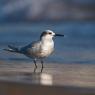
[0,62,95,87]
[0,61,95,94]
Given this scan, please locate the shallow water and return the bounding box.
[0,21,95,64]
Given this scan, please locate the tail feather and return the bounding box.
[3,48,15,52]
[8,45,18,51]
[4,45,20,53]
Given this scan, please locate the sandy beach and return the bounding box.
[0,61,95,95]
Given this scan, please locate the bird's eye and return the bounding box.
[48,32,52,34]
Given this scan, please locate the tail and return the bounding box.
[4,45,21,53]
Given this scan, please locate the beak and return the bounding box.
[55,34,64,37]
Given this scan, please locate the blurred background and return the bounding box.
[0,0,95,64]
[0,0,95,22]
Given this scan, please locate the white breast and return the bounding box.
[40,41,54,57]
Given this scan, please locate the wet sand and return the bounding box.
[0,61,95,95]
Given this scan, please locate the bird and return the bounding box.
[4,30,64,72]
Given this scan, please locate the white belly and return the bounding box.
[40,46,54,57]
[26,40,54,58]
[26,46,54,58]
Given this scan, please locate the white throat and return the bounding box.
[42,35,53,41]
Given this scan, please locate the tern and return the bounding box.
[4,30,64,72]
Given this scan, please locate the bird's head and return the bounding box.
[40,30,64,40]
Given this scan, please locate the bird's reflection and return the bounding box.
[0,64,53,85]
[23,72,53,85]
[40,73,53,85]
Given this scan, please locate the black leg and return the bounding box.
[41,59,44,72]
[33,59,37,72]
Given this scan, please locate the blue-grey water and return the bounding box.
[0,21,95,64]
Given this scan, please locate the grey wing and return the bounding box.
[20,41,41,55]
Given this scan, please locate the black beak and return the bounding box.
[55,34,64,37]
